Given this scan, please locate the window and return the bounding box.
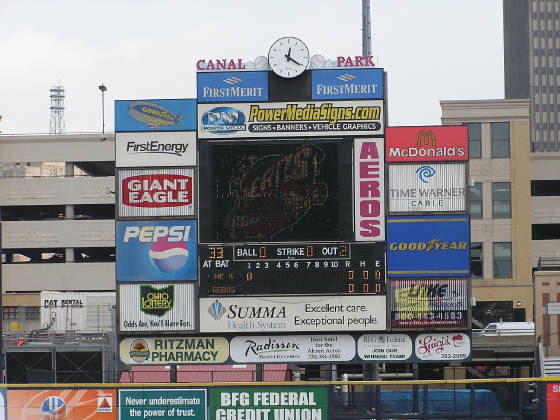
[464,122,481,158]
[492,182,511,218]
[491,122,510,158]
[493,242,512,278]
[531,180,560,196]
[471,243,483,278]
[469,182,483,219]
[25,307,40,320]
[532,224,560,240]
[3,307,18,320]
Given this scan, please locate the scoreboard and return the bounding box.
[199,242,385,296]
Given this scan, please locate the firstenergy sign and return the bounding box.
[386,126,468,162]
[198,100,384,139]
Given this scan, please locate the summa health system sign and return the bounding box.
[197,100,384,139]
[386,126,468,162]
[199,296,386,333]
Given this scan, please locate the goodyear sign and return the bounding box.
[311,68,384,100]
[120,337,229,364]
[197,100,384,139]
[115,99,196,132]
[386,216,470,277]
[197,71,268,102]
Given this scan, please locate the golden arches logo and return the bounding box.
[417,130,436,147]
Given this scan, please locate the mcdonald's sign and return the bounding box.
[386,126,468,162]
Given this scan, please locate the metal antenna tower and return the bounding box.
[362,0,372,56]
[49,85,66,134]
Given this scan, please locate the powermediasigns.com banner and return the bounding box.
[197,100,384,139]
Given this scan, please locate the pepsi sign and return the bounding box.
[386,215,470,277]
[117,220,197,282]
[197,71,268,103]
[312,68,384,100]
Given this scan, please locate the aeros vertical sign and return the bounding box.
[355,138,385,241]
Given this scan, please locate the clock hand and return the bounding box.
[284,47,292,61]
[287,56,301,66]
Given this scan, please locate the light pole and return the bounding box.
[98,84,107,133]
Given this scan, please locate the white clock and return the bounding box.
[268,37,309,78]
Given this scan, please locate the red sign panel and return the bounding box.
[548,384,560,419]
[122,174,192,208]
[386,126,468,162]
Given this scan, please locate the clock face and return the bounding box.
[268,37,309,78]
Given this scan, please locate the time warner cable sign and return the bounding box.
[116,220,197,282]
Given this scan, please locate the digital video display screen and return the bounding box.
[199,140,353,243]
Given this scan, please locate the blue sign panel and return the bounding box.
[311,68,384,100]
[387,215,470,277]
[197,71,268,102]
[115,99,196,132]
[117,220,197,282]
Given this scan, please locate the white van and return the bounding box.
[479,322,535,336]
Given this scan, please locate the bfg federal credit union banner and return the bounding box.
[210,387,328,420]
[197,100,384,139]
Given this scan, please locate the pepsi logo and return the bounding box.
[41,396,67,420]
[149,236,189,273]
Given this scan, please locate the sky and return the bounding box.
[0,0,503,135]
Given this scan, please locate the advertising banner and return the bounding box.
[386,215,470,277]
[7,389,116,420]
[118,168,195,218]
[388,163,466,213]
[197,71,268,102]
[357,334,413,362]
[311,68,384,100]
[390,278,468,328]
[230,334,356,363]
[547,384,560,420]
[386,126,468,162]
[115,99,196,132]
[210,387,328,420]
[197,100,384,139]
[115,131,196,167]
[414,332,471,361]
[200,295,386,333]
[119,283,195,332]
[354,138,385,241]
[119,389,206,420]
[120,336,229,364]
[116,220,197,282]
